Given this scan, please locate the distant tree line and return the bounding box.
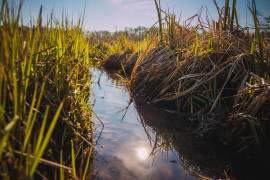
[86,26,159,44]
[258,14,270,31]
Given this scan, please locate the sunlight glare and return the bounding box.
[137,148,148,160]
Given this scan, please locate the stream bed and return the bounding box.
[90,68,269,180]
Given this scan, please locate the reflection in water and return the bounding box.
[134,98,270,180]
[137,148,148,160]
[92,68,190,180]
[134,100,232,179]
[91,68,270,180]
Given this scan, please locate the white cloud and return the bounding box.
[110,0,124,4]
[107,0,154,10]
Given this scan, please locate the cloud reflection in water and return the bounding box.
[92,69,187,180]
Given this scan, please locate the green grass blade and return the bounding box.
[0,115,19,160]
[28,101,64,178]
[23,83,38,146]
[60,150,64,180]
[71,140,77,178]
[223,0,230,30]
[33,106,49,156]
[82,147,93,180]
[195,30,198,55]
[251,0,264,72]
[23,81,46,152]
[250,37,256,72]
[154,0,163,42]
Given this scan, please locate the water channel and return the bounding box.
[90,68,269,180]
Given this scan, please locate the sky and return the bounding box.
[10,0,270,31]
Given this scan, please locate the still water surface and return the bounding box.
[91,69,191,179]
[90,68,268,180]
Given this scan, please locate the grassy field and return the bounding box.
[0,0,95,179]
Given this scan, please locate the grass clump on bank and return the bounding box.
[129,0,270,151]
[90,32,147,77]
[0,1,95,179]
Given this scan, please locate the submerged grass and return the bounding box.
[0,0,95,179]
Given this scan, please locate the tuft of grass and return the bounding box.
[129,0,270,152]
[98,34,147,78]
[0,0,95,179]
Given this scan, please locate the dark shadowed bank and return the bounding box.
[134,98,270,179]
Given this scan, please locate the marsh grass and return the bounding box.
[97,33,147,77]
[0,0,95,179]
[129,0,270,151]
